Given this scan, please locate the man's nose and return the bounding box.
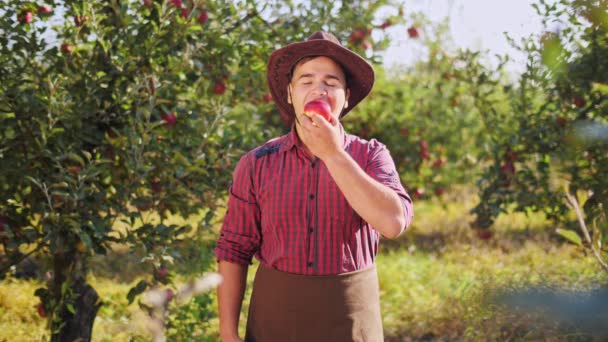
[312,83,328,95]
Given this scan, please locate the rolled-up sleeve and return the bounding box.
[365,140,414,232]
[214,153,261,265]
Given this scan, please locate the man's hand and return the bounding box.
[221,335,244,342]
[295,113,341,160]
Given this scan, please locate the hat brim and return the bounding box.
[267,39,375,124]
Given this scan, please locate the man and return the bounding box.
[215,31,413,342]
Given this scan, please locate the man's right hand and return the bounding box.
[220,334,243,342]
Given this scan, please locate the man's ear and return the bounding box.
[287,85,292,104]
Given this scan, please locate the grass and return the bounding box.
[1,187,607,341]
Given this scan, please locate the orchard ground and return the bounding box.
[1,186,606,341]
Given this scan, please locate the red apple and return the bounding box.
[213,82,226,95]
[180,8,190,18]
[157,267,169,278]
[361,40,372,50]
[476,230,493,240]
[170,0,182,8]
[349,29,367,42]
[37,302,47,318]
[74,15,89,27]
[419,140,428,150]
[432,156,446,168]
[419,149,430,160]
[303,100,332,122]
[501,161,515,178]
[60,43,73,54]
[380,20,392,30]
[143,0,153,7]
[37,5,52,15]
[263,93,272,103]
[165,289,175,302]
[151,178,163,193]
[197,11,209,24]
[67,165,82,176]
[413,188,425,199]
[573,95,586,108]
[161,112,177,126]
[18,11,33,24]
[407,26,421,39]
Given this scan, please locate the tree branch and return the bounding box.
[565,191,608,273]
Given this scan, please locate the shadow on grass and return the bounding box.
[384,286,608,342]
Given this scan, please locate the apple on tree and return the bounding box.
[476,230,493,240]
[213,82,226,95]
[36,302,47,318]
[412,188,425,199]
[263,93,273,103]
[303,100,332,122]
[60,43,73,54]
[18,11,33,24]
[37,5,52,15]
[407,26,421,39]
[197,10,209,24]
[161,112,177,126]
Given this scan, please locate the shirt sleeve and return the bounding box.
[214,152,261,265]
[365,140,414,232]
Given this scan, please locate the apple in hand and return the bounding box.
[303,100,332,122]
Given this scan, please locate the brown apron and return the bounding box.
[245,263,384,342]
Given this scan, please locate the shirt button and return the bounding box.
[309,227,314,233]
[307,262,313,267]
[309,194,315,200]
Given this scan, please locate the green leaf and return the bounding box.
[591,82,608,95]
[66,303,76,314]
[556,228,583,247]
[127,280,148,304]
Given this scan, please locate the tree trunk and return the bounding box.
[50,252,101,342]
[51,277,100,342]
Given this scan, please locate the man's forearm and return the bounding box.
[217,260,249,339]
[323,150,406,238]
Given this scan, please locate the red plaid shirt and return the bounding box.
[215,125,413,275]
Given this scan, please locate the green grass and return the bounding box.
[1,188,607,341]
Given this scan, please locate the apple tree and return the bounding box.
[469,0,607,267]
[0,0,407,340]
[347,18,513,203]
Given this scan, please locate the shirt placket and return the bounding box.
[306,158,319,274]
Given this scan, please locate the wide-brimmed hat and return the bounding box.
[267,31,375,124]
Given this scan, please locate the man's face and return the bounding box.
[288,56,350,122]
